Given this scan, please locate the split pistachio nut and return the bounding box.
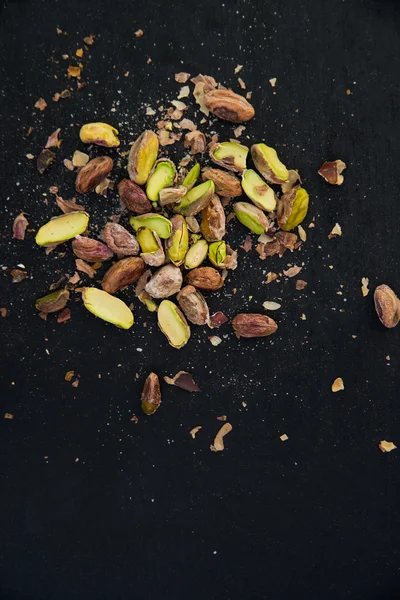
[137,227,165,267]
[146,159,176,201]
[130,213,172,239]
[72,235,114,262]
[128,130,159,185]
[35,288,70,313]
[174,180,215,217]
[242,169,276,212]
[145,264,183,299]
[201,167,242,197]
[277,186,309,231]
[177,285,210,326]
[184,238,208,269]
[233,202,270,235]
[208,241,237,270]
[182,162,200,190]
[79,122,120,147]
[157,299,191,349]
[82,287,134,329]
[165,215,189,266]
[141,372,161,415]
[101,257,145,295]
[210,141,248,173]
[201,194,226,242]
[251,143,289,184]
[35,211,89,246]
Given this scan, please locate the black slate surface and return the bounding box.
[1,0,400,598]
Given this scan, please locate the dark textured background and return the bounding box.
[1,0,400,598]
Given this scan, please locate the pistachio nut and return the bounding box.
[79,122,120,147]
[242,169,276,212]
[232,313,278,338]
[157,299,191,349]
[202,167,242,197]
[128,130,159,185]
[103,223,140,256]
[208,241,237,270]
[174,180,215,217]
[184,239,209,269]
[165,215,189,266]
[204,89,255,122]
[210,141,248,173]
[374,284,400,328]
[277,187,309,231]
[182,162,200,190]
[118,179,152,214]
[101,257,145,295]
[35,211,89,246]
[145,264,183,298]
[233,202,270,234]
[130,213,172,239]
[35,288,70,313]
[251,143,289,184]
[177,285,210,325]
[75,156,113,193]
[136,227,165,267]
[72,235,114,262]
[82,287,134,329]
[185,216,200,233]
[146,159,177,201]
[201,194,226,242]
[185,266,224,290]
[141,372,161,415]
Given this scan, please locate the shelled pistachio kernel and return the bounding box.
[35,288,70,313]
[277,187,309,231]
[79,122,120,147]
[174,180,215,216]
[251,143,289,184]
[166,215,189,266]
[210,141,248,172]
[182,162,200,191]
[242,169,276,212]
[82,288,134,329]
[137,227,165,267]
[130,213,172,239]
[200,194,226,242]
[146,159,176,201]
[233,202,270,234]
[208,241,227,268]
[184,239,209,269]
[157,299,191,349]
[128,130,159,185]
[35,211,89,246]
[141,372,161,415]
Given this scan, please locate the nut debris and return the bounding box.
[280,434,288,441]
[211,422,232,452]
[379,440,397,453]
[263,301,281,311]
[331,378,344,392]
[190,426,202,439]
[328,223,342,238]
[361,277,369,297]
[164,371,200,392]
[318,160,346,185]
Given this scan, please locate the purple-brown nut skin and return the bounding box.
[75,156,113,193]
[141,372,161,415]
[232,313,278,338]
[144,264,183,299]
[184,267,224,291]
[72,235,114,262]
[103,223,140,256]
[101,257,145,295]
[118,179,152,214]
[374,284,400,328]
[177,285,210,326]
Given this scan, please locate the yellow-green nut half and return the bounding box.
[158,300,191,349]
[146,159,177,201]
[130,213,172,239]
[165,215,189,266]
[242,169,276,212]
[35,288,70,313]
[182,162,200,190]
[79,122,120,147]
[128,130,159,185]
[174,180,215,217]
[136,227,165,267]
[251,143,289,184]
[210,141,248,173]
[208,241,237,270]
[277,186,309,231]
[82,287,134,329]
[233,202,270,235]
[184,239,209,269]
[35,211,89,247]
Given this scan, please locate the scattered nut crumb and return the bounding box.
[263,301,281,311]
[233,125,245,138]
[283,266,302,278]
[332,377,344,392]
[210,422,232,452]
[238,77,246,89]
[361,277,369,297]
[190,426,202,439]
[175,72,191,83]
[266,272,278,284]
[269,77,277,87]
[34,97,47,111]
[234,64,243,74]
[280,434,288,441]
[209,336,222,346]
[295,280,308,290]
[379,440,397,453]
[0,308,8,317]
[4,413,14,419]
[134,29,144,37]
[217,415,227,421]
[328,223,342,238]
[297,225,306,242]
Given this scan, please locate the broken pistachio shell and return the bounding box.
[82,287,134,329]
[185,266,224,290]
[75,156,113,193]
[251,143,289,184]
[146,159,177,201]
[184,238,209,269]
[174,180,215,217]
[182,162,200,190]
[35,288,70,313]
[201,194,226,242]
[242,169,276,212]
[159,185,187,206]
[210,141,248,173]
[35,211,89,246]
[137,227,165,267]
[145,264,183,298]
[103,223,140,256]
[128,130,159,185]
[165,215,189,266]
[204,88,255,122]
[202,167,242,197]
[208,241,237,270]
[177,285,210,325]
[157,300,191,349]
[79,122,120,147]
[141,372,161,415]
[277,187,309,231]
[374,284,400,328]
[118,179,152,214]
[130,213,172,239]
[233,202,270,234]
[72,235,114,262]
[101,257,145,294]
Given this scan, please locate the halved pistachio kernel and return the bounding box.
[165,215,189,266]
[146,159,177,201]
[130,213,172,239]
[35,211,89,247]
[233,202,270,235]
[128,130,159,185]
[35,288,70,313]
[157,299,191,349]
[159,185,187,206]
[182,162,200,190]
[137,227,165,266]
[210,141,248,173]
[184,239,209,269]
[277,187,309,231]
[251,143,289,184]
[174,180,215,217]
[242,169,276,212]
[79,122,120,147]
[208,241,238,270]
[82,287,134,329]
[201,194,226,242]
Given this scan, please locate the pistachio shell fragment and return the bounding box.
[184,239,209,269]
[146,159,177,201]
[35,288,70,313]
[159,185,187,206]
[233,202,270,235]
[182,162,200,190]
[130,213,172,239]
[72,235,114,262]
[141,372,161,415]
[35,211,89,247]
[157,300,191,349]
[128,130,159,185]
[137,227,165,267]
[208,241,237,270]
[202,167,242,197]
[210,141,248,173]
[251,143,289,184]
[82,287,134,329]
[79,122,120,147]
[165,215,189,266]
[101,257,145,294]
[75,156,113,193]
[174,180,215,217]
[277,187,309,231]
[118,179,152,214]
[103,223,140,256]
[242,169,276,212]
[177,285,210,325]
[201,194,226,242]
[145,264,183,298]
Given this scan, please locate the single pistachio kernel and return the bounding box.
[251,143,289,184]
[165,215,189,266]
[200,194,226,242]
[242,169,276,212]
[79,122,120,147]
[277,187,309,231]
[35,288,70,313]
[145,265,183,299]
[233,202,270,235]
[128,130,159,185]
[184,239,209,269]
[208,241,227,267]
[158,299,191,349]
[35,211,89,247]
[210,141,249,173]
[146,159,177,201]
[136,227,165,267]
[174,180,215,217]
[82,287,134,329]
[182,162,200,190]
[374,284,400,328]
[141,372,161,416]
[130,213,172,239]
